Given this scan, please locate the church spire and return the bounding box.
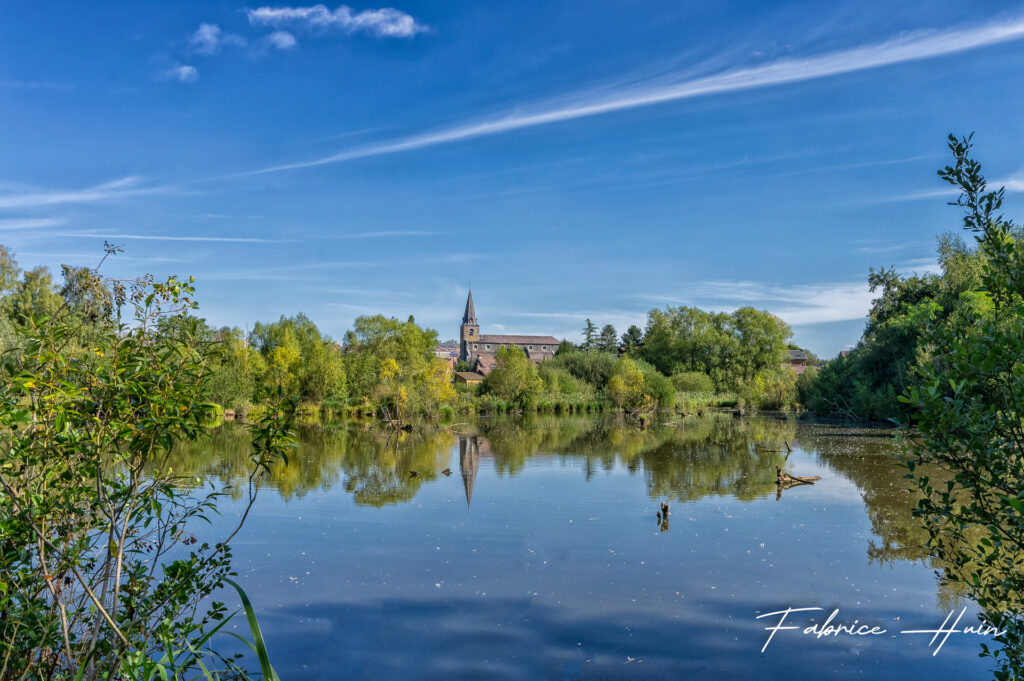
[462,287,477,325]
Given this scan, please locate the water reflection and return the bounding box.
[170,414,806,508]
[167,415,942,574]
[173,414,991,679]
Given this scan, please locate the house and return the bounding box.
[434,340,459,370]
[458,289,560,367]
[787,349,809,375]
[454,371,485,385]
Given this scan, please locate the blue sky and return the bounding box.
[2,1,1024,356]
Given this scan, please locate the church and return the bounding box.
[459,289,560,374]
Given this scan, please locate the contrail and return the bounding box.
[239,17,1024,176]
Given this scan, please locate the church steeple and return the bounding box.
[459,288,479,363]
[462,288,477,325]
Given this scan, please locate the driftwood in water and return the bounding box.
[775,466,820,500]
[776,466,820,485]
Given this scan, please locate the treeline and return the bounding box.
[797,232,994,421]
[475,305,800,413]
[0,245,809,418]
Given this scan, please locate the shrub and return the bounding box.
[670,370,714,393]
[0,273,294,678]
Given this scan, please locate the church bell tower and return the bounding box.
[459,288,479,362]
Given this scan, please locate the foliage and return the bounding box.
[738,367,797,410]
[0,270,294,679]
[207,329,268,412]
[545,349,619,390]
[605,357,674,411]
[803,232,987,421]
[342,314,448,416]
[537,362,592,398]
[620,324,643,351]
[901,134,1024,678]
[670,370,714,394]
[554,339,576,356]
[481,345,543,407]
[636,305,790,391]
[581,318,597,350]
[606,357,649,411]
[597,323,618,353]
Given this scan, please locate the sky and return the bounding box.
[2,1,1024,356]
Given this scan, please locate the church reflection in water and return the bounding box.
[167,413,951,581]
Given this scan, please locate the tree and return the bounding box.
[903,135,1024,678]
[581,318,597,350]
[598,323,618,353]
[342,314,440,411]
[299,340,346,403]
[1,265,63,327]
[730,307,791,384]
[208,329,266,411]
[0,244,21,298]
[606,357,650,412]
[802,231,987,421]
[482,345,542,406]
[555,339,576,355]
[621,324,643,351]
[0,272,293,678]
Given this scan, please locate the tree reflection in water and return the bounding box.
[167,413,961,602]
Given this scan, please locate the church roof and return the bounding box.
[462,289,477,325]
[478,334,560,345]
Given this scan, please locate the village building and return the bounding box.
[434,340,459,370]
[787,349,809,375]
[459,289,560,375]
[454,371,484,385]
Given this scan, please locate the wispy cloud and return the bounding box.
[696,280,876,325]
[0,79,75,92]
[882,170,1024,202]
[237,16,1024,176]
[0,217,66,231]
[188,23,247,55]
[164,64,199,84]
[897,258,942,275]
[57,233,296,244]
[0,177,165,210]
[328,230,437,238]
[247,4,427,38]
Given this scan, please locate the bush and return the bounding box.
[739,368,797,410]
[0,274,294,678]
[670,371,714,393]
[545,350,618,389]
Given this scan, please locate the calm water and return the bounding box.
[174,414,995,680]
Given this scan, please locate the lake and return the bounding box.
[175,413,996,680]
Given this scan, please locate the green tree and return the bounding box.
[903,135,1024,678]
[581,318,597,350]
[621,324,643,351]
[0,272,293,678]
[299,340,346,403]
[802,231,986,421]
[598,323,618,353]
[482,345,543,406]
[341,314,450,415]
[2,265,63,327]
[607,357,650,412]
[555,339,576,355]
[0,245,21,298]
[208,329,267,411]
[730,307,790,384]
